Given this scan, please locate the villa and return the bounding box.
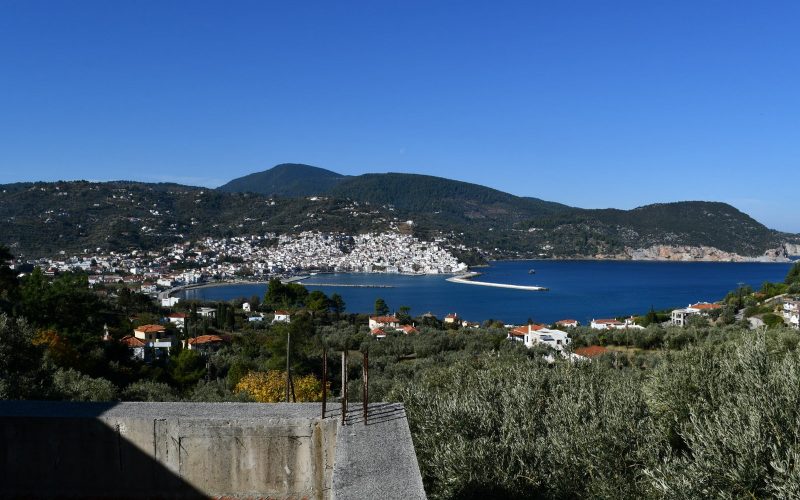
[670,302,723,327]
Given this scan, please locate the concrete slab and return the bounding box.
[331,402,426,500]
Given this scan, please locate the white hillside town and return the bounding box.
[19,231,468,291]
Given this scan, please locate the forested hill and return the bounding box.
[0,181,392,258]
[217,163,348,197]
[0,167,795,259]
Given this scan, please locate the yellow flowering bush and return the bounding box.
[235,370,326,403]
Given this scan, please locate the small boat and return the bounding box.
[528,269,536,274]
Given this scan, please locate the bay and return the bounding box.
[177,260,794,325]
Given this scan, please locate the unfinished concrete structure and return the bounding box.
[0,401,425,499]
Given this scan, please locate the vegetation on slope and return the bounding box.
[1,164,794,259]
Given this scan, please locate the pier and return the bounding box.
[446,272,548,291]
[302,283,395,288]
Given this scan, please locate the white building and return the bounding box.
[508,324,571,351]
[784,300,800,329]
[161,296,180,308]
[273,310,291,323]
[670,302,722,327]
[368,315,399,330]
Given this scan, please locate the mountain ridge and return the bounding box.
[1,164,797,260]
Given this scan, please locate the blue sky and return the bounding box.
[1,1,798,232]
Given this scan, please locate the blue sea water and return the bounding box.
[178,260,793,324]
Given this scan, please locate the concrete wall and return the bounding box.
[0,401,425,500]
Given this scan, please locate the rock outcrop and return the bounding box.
[622,245,790,262]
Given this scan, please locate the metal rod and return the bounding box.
[322,347,327,418]
[289,370,296,403]
[286,330,291,403]
[341,350,347,426]
[362,351,369,425]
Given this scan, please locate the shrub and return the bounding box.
[234,370,325,402]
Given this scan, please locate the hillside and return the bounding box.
[217,163,348,197]
[528,202,787,258]
[0,181,391,258]
[1,166,796,260]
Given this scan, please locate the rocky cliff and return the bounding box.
[623,245,791,262]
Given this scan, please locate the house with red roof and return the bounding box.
[273,310,291,323]
[130,324,172,359]
[670,302,723,327]
[185,334,225,353]
[368,315,399,330]
[590,319,623,330]
[555,319,579,328]
[120,335,147,360]
[508,324,571,351]
[167,313,187,330]
[443,313,460,324]
[370,328,388,339]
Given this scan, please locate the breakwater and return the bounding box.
[302,283,394,288]
[446,272,549,291]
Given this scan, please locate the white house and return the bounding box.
[555,319,580,328]
[784,300,800,329]
[157,277,176,288]
[242,302,251,313]
[443,313,459,324]
[161,296,180,307]
[197,307,217,318]
[670,302,722,327]
[590,319,623,330]
[167,313,187,330]
[368,315,399,330]
[273,310,291,323]
[508,324,572,351]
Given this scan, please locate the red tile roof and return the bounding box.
[371,328,387,336]
[187,335,224,345]
[399,325,419,334]
[120,335,146,348]
[370,315,398,323]
[593,319,621,324]
[168,313,187,318]
[574,346,608,358]
[274,310,291,315]
[134,324,165,333]
[691,302,721,310]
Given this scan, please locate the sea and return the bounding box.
[177,260,795,325]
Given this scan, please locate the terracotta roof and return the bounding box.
[274,310,290,315]
[399,325,419,334]
[691,302,721,310]
[445,313,459,318]
[120,335,146,348]
[574,346,608,358]
[556,319,578,325]
[134,324,165,333]
[371,328,387,336]
[370,315,398,323]
[510,324,545,336]
[593,319,621,324]
[187,335,224,345]
[168,313,187,318]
